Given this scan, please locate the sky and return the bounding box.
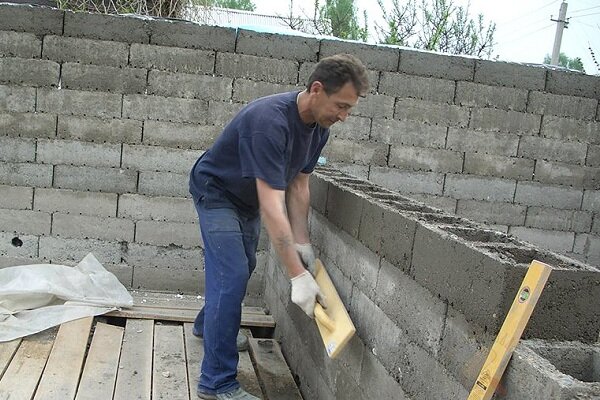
[250,0,600,75]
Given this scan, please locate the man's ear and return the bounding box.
[309,81,325,94]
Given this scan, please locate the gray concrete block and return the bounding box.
[118,193,195,222]
[236,29,319,62]
[389,146,463,173]
[546,69,600,99]
[574,233,600,266]
[456,81,528,112]
[0,3,63,35]
[508,226,575,253]
[582,190,600,212]
[122,144,200,174]
[308,175,329,215]
[371,118,447,148]
[519,136,588,165]
[62,63,146,94]
[398,49,474,81]
[0,57,58,87]
[380,208,419,273]
[444,174,516,202]
[446,128,519,156]
[132,263,202,293]
[216,53,298,85]
[0,137,35,162]
[405,193,457,214]
[359,351,409,400]
[370,167,444,195]
[534,160,600,189]
[348,94,394,119]
[0,30,40,58]
[321,138,387,166]
[528,91,598,120]
[143,121,220,150]
[135,220,199,248]
[525,207,593,232]
[320,39,399,72]
[53,213,134,242]
[357,198,384,254]
[232,79,297,103]
[64,10,149,43]
[463,153,534,180]
[57,115,142,144]
[0,85,35,113]
[129,43,215,74]
[207,100,244,128]
[123,94,208,124]
[334,163,369,179]
[0,185,32,210]
[138,171,190,198]
[37,139,121,167]
[588,145,600,167]
[474,60,546,90]
[149,19,235,51]
[54,165,137,194]
[148,70,232,101]
[125,242,202,269]
[0,111,56,139]
[0,208,50,235]
[103,262,133,288]
[469,108,541,134]
[34,188,117,217]
[0,256,43,268]
[329,115,371,141]
[456,199,526,226]
[42,35,129,67]
[515,181,583,210]
[325,184,365,239]
[39,236,122,264]
[394,98,469,128]
[0,161,52,187]
[541,116,600,144]
[379,72,455,103]
[37,88,122,118]
[0,231,38,258]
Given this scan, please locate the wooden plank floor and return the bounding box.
[0,293,302,400]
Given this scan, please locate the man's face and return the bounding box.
[310,82,359,128]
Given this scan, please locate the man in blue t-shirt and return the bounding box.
[189,54,369,400]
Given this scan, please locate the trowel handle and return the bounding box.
[314,304,335,331]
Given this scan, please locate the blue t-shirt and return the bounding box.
[189,91,329,217]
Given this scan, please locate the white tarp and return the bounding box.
[0,253,133,342]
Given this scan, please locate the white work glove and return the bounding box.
[291,271,327,318]
[295,243,316,274]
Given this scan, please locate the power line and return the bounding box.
[569,12,600,19]
[497,24,555,45]
[499,0,560,26]
[569,5,600,15]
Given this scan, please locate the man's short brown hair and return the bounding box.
[307,54,369,97]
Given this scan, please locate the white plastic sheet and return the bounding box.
[0,253,133,342]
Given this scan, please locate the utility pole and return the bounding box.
[550,1,569,65]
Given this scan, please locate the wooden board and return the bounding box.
[237,331,264,399]
[0,338,21,380]
[113,319,154,400]
[75,323,124,400]
[183,322,203,399]
[153,324,189,400]
[34,317,94,400]
[249,339,303,400]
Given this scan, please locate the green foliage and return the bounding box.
[313,0,368,42]
[543,53,585,72]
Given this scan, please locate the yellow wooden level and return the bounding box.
[467,260,552,400]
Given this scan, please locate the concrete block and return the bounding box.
[582,190,600,212]
[359,351,409,400]
[325,184,365,239]
[370,167,444,195]
[534,160,600,189]
[0,209,50,235]
[546,69,600,99]
[394,98,469,128]
[525,207,593,232]
[0,136,35,162]
[0,256,44,268]
[216,53,298,85]
[528,91,598,120]
[405,193,457,214]
[446,128,519,156]
[0,231,38,258]
[0,111,56,139]
[573,233,600,266]
[541,116,600,144]
[54,165,137,194]
[34,188,117,217]
[508,226,575,253]
[148,70,232,101]
[379,72,455,103]
[515,181,583,210]
[0,185,32,210]
[329,116,371,141]
[129,43,215,74]
[37,139,121,167]
[320,39,399,72]
[463,153,534,180]
[64,10,149,43]
[588,145,600,167]
[0,3,63,35]
[456,199,526,226]
[149,19,235,51]
[143,121,220,150]
[334,163,369,179]
[321,138,388,166]
[0,85,35,113]
[138,171,190,198]
[474,60,546,90]
[62,63,146,94]
[42,35,129,67]
[207,101,244,128]
[123,94,209,124]
[39,236,122,264]
[37,88,122,118]
[519,136,588,165]
[53,213,134,242]
[118,193,195,222]
[371,118,447,148]
[444,174,516,202]
[389,146,463,173]
[125,242,202,269]
[135,220,199,248]
[349,94,394,119]
[308,175,329,215]
[0,161,52,187]
[236,29,319,62]
[232,79,297,103]
[122,144,200,174]
[380,208,419,273]
[0,57,58,87]
[398,49,474,81]
[357,198,385,254]
[456,81,528,112]
[57,115,142,144]
[104,262,133,288]
[0,30,40,58]
[299,62,380,94]
[132,264,202,293]
[469,108,541,134]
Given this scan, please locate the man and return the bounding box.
[189,54,369,400]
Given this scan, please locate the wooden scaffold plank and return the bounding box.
[183,322,203,399]
[0,338,21,380]
[153,323,189,400]
[249,339,303,400]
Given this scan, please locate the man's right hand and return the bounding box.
[290,271,327,318]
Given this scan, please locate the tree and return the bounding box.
[314,0,368,41]
[191,0,255,11]
[543,53,585,72]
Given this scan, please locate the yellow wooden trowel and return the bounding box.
[313,259,356,359]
